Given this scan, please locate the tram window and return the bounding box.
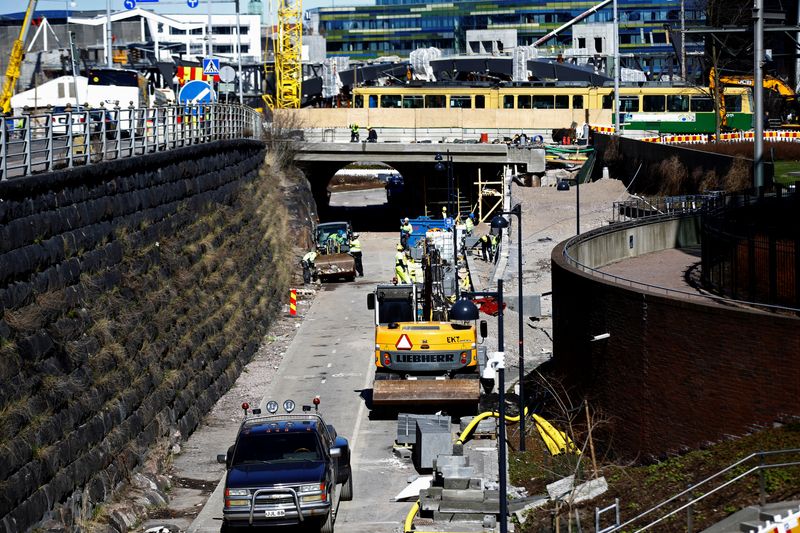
[518,95,532,109]
[620,96,639,112]
[573,95,584,109]
[643,95,665,112]
[724,95,742,112]
[690,96,713,112]
[450,96,472,109]
[602,94,612,109]
[369,95,378,108]
[425,95,446,108]
[555,95,569,109]
[533,95,554,109]
[354,95,364,108]
[403,95,424,108]
[667,95,689,112]
[503,95,515,109]
[380,95,402,108]
[475,95,485,108]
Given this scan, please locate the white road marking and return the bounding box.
[332,349,337,354]
[321,379,327,384]
[327,363,332,368]
[348,357,376,468]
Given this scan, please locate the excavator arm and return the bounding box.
[1,0,38,114]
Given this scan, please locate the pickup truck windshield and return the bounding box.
[232,432,322,465]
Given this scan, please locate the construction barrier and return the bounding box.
[753,506,800,533]
[635,130,800,145]
[591,125,616,134]
[289,288,297,316]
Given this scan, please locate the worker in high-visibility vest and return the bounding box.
[349,232,363,277]
[400,217,413,250]
[464,213,475,236]
[301,250,317,284]
[395,244,410,283]
[405,250,417,282]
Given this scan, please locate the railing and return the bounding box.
[596,449,800,533]
[0,104,263,180]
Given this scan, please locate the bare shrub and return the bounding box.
[263,110,306,170]
[698,170,720,192]
[603,136,622,164]
[657,155,689,196]
[722,156,752,191]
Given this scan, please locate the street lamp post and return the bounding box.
[491,204,526,451]
[460,281,508,533]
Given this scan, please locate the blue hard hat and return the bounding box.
[469,213,475,219]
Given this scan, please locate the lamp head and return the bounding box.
[490,215,510,230]
[449,297,479,322]
[434,152,443,161]
[435,161,445,173]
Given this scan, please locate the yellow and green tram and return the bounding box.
[351,84,753,134]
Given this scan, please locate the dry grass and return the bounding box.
[656,156,689,196]
[4,304,46,333]
[722,156,752,191]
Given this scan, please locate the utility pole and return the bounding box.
[680,0,686,80]
[207,0,214,58]
[753,0,764,189]
[235,0,244,104]
[106,0,112,67]
[612,0,620,131]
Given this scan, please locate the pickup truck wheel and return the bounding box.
[319,508,334,533]
[340,473,353,501]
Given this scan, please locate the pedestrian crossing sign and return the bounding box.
[202,58,220,76]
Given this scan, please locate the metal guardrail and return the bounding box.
[596,449,800,533]
[561,210,800,315]
[0,104,263,180]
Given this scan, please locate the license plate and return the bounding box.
[264,509,286,518]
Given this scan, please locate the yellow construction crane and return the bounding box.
[1,0,39,114]
[263,0,302,109]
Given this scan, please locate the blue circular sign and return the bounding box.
[187,0,199,7]
[178,80,216,104]
[124,0,136,8]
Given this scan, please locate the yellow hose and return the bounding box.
[456,406,529,445]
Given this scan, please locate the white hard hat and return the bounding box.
[404,217,409,222]
[352,232,359,238]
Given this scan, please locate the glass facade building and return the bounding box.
[312,0,705,75]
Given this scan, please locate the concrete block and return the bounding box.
[441,488,484,503]
[398,413,450,445]
[441,466,476,489]
[571,477,608,504]
[513,497,549,525]
[483,515,497,528]
[546,475,575,500]
[459,416,496,433]
[468,478,483,490]
[433,454,468,471]
[420,487,443,500]
[414,420,452,470]
[392,445,412,459]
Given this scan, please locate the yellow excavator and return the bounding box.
[709,67,798,127]
[366,240,488,408]
[1,0,38,114]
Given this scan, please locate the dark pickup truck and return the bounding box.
[217,399,353,532]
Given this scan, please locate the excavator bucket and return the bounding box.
[315,253,356,281]
[372,379,481,407]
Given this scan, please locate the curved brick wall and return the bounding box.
[550,216,800,461]
[0,140,308,532]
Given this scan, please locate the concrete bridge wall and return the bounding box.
[550,215,800,461]
[0,140,309,532]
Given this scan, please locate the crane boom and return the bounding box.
[1,0,38,114]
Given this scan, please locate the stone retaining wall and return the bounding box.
[0,140,303,532]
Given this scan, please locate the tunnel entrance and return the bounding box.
[323,163,405,232]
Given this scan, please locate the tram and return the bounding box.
[351,84,753,134]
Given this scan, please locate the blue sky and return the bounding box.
[2,0,375,16]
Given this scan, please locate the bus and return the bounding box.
[351,83,753,134]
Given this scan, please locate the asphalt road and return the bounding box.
[187,188,415,533]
